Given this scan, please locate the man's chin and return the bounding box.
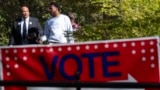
[23,16,29,18]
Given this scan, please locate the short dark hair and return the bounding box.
[49,2,60,11]
[20,6,30,11]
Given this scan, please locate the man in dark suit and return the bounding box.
[9,6,43,45]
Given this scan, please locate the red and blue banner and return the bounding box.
[0,36,160,90]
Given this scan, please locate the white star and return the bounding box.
[142,57,146,61]
[132,50,136,54]
[58,47,62,52]
[6,57,10,61]
[67,47,72,51]
[23,49,27,53]
[76,46,80,50]
[150,41,154,45]
[151,63,155,68]
[32,49,36,53]
[122,43,127,47]
[104,44,109,48]
[141,41,145,46]
[23,56,27,61]
[113,43,118,48]
[14,64,19,69]
[49,48,54,52]
[7,72,11,76]
[14,57,18,61]
[94,45,98,49]
[6,64,10,68]
[131,42,136,47]
[85,45,90,50]
[40,48,44,52]
[150,56,155,61]
[5,50,9,54]
[13,49,17,53]
[150,48,154,53]
[141,49,146,54]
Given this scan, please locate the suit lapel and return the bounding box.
[28,17,33,30]
[28,17,31,30]
[17,18,22,36]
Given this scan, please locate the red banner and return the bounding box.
[0,37,160,90]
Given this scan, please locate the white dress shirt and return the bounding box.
[21,17,29,37]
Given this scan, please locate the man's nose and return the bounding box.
[24,12,27,15]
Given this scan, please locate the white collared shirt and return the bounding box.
[21,17,29,37]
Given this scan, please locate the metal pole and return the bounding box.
[75,71,81,90]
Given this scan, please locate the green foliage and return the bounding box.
[75,0,160,41]
[0,0,160,45]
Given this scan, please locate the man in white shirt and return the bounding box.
[41,2,73,44]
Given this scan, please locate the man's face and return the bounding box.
[49,5,58,16]
[21,6,30,18]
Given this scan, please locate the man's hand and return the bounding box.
[36,38,43,44]
[27,33,37,40]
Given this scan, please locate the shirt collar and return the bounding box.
[22,17,29,21]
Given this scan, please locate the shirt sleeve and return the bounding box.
[67,16,73,32]
[8,21,16,45]
[65,16,74,43]
[41,21,49,42]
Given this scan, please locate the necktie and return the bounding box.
[23,19,27,39]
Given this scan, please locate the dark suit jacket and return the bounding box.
[9,17,43,45]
